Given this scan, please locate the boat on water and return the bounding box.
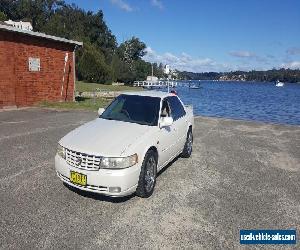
[275,80,284,87]
[188,82,201,89]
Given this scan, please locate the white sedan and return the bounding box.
[55,91,194,198]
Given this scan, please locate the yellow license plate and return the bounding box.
[70,171,87,186]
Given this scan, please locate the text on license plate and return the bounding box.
[70,171,87,186]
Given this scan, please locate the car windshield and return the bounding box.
[100,94,161,126]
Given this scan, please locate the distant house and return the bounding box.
[0,23,82,109]
[4,19,33,31]
[146,76,158,82]
[164,65,170,75]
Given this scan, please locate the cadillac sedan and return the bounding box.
[55,91,194,198]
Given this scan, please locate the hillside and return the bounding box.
[179,69,300,83]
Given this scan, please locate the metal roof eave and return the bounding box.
[0,24,83,46]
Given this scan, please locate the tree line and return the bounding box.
[179,68,300,83]
[0,0,166,84]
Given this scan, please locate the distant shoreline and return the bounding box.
[177,79,300,84]
[179,68,300,83]
[194,115,300,127]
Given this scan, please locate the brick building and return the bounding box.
[0,24,82,108]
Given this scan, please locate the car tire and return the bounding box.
[181,128,193,158]
[136,150,157,198]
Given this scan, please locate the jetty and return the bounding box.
[133,80,178,88]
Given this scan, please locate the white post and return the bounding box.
[60,52,69,100]
[151,63,153,77]
[73,49,76,101]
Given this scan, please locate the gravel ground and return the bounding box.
[0,108,299,249]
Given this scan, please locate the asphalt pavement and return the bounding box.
[0,108,299,249]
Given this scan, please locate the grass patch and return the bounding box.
[38,82,143,111]
[76,81,142,92]
[39,97,111,111]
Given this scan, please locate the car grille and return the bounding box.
[65,148,102,171]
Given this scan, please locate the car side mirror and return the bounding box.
[98,108,105,116]
[160,117,173,128]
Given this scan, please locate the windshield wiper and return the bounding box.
[100,116,115,120]
[101,116,152,126]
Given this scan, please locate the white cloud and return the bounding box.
[144,47,289,72]
[286,47,300,55]
[229,50,270,64]
[110,0,133,12]
[151,0,163,10]
[266,54,275,59]
[229,50,256,58]
[143,47,230,72]
[281,61,300,69]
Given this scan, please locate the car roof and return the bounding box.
[121,90,174,99]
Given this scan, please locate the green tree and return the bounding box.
[118,37,146,62]
[77,43,112,83]
[0,0,156,84]
[0,11,6,21]
[114,37,147,83]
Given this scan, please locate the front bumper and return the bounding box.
[55,155,141,197]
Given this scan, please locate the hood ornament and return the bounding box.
[76,158,82,166]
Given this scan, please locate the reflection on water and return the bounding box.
[169,81,300,125]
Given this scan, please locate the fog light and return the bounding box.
[109,187,121,193]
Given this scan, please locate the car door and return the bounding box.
[167,96,188,154]
[157,98,178,168]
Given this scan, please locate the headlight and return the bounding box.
[101,154,138,169]
[57,144,66,159]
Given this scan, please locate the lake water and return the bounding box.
[171,81,300,125]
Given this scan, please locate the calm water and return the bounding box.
[171,81,300,125]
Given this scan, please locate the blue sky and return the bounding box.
[65,0,300,72]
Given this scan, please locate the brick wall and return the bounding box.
[0,30,76,108]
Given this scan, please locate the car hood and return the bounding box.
[59,118,151,156]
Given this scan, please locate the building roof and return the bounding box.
[0,21,11,26]
[122,90,173,98]
[0,24,83,46]
[4,20,33,31]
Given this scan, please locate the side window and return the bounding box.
[161,98,171,117]
[167,96,186,121]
